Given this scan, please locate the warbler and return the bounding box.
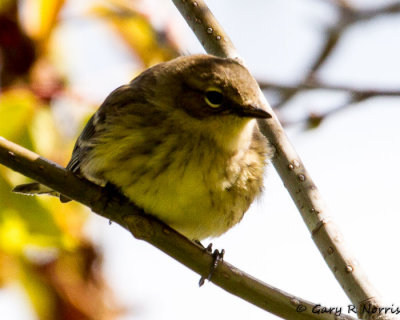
[14,54,273,240]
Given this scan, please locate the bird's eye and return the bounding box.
[204,88,223,108]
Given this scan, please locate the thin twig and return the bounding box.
[272,0,400,111]
[271,10,346,109]
[279,93,376,129]
[304,3,355,84]
[258,80,400,98]
[321,0,400,20]
[171,1,395,319]
[274,1,353,110]
[343,2,400,21]
[259,79,400,119]
[0,137,359,320]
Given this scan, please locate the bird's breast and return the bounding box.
[118,134,264,240]
[84,121,266,240]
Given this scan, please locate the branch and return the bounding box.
[272,0,400,111]
[329,1,400,21]
[272,2,352,109]
[171,1,393,319]
[0,137,360,320]
[258,80,400,99]
[257,0,400,112]
[259,80,400,125]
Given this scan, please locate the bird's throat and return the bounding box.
[213,118,256,155]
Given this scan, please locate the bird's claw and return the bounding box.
[199,243,225,287]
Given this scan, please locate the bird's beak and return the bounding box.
[235,103,272,119]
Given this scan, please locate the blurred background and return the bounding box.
[0,0,400,319]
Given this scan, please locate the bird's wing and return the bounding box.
[66,114,97,174]
[66,84,132,175]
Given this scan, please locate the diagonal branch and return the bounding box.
[171,1,394,319]
[260,0,400,113]
[268,0,400,111]
[272,2,352,109]
[0,138,358,320]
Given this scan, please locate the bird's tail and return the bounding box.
[13,182,72,202]
[13,182,60,197]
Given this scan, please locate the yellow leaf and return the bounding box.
[0,89,36,141]
[0,210,28,254]
[90,3,178,67]
[30,108,60,158]
[21,0,65,41]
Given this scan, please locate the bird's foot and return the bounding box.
[94,182,129,217]
[103,182,129,205]
[198,243,225,287]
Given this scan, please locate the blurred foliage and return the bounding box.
[0,0,179,318]
[91,0,179,66]
[21,0,66,42]
[0,6,36,86]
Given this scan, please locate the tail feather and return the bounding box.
[12,182,60,197]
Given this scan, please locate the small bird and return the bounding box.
[14,54,273,241]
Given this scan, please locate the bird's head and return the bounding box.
[135,54,271,150]
[156,55,270,119]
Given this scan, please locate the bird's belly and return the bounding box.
[84,129,265,240]
[121,163,251,240]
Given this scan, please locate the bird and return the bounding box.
[14,54,273,241]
